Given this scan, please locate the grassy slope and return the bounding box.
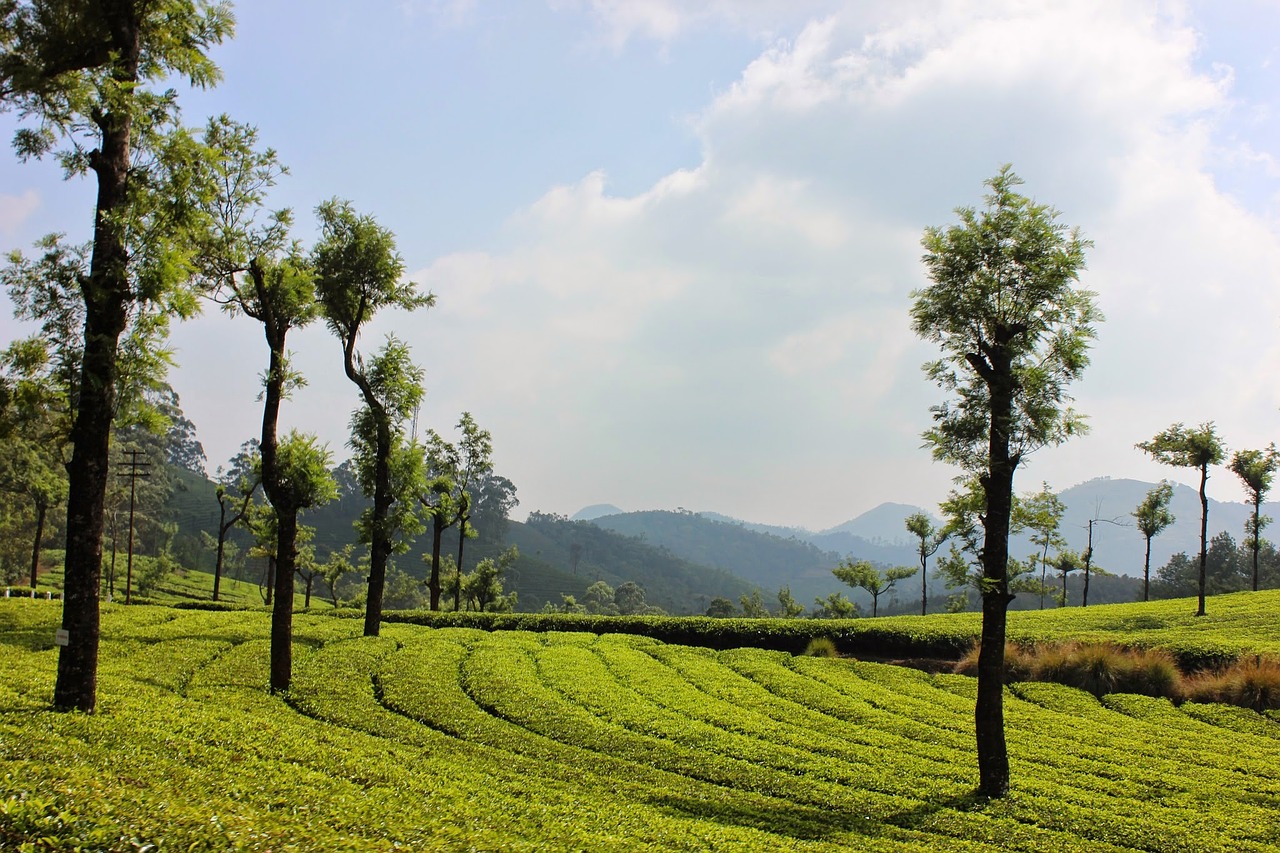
[1,595,1278,850]
[8,556,325,611]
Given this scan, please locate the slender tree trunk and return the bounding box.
[1081,519,1094,608]
[1143,536,1152,602]
[53,0,140,715]
[263,557,274,605]
[1196,465,1209,616]
[975,355,1016,798]
[30,502,47,589]
[270,510,299,692]
[454,517,469,613]
[1251,496,1261,592]
[920,549,928,616]
[428,516,444,611]
[213,499,228,602]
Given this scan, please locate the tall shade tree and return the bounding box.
[196,117,324,687]
[1132,480,1175,602]
[1,0,234,711]
[910,166,1098,797]
[313,199,433,637]
[1228,445,1278,592]
[833,558,916,618]
[904,512,946,616]
[1137,423,1226,616]
[1017,483,1066,610]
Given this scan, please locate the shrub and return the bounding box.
[1183,656,1280,712]
[803,637,838,658]
[957,641,1182,700]
[953,642,1035,681]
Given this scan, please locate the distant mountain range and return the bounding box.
[569,477,1274,607]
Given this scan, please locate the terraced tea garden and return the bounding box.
[3,595,1280,850]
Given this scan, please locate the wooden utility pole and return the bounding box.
[117,451,151,605]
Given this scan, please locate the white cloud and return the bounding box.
[388,1,1280,526]
[0,189,40,238]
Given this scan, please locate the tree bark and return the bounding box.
[29,502,46,590]
[1251,495,1261,593]
[270,510,298,693]
[427,515,444,611]
[454,516,469,612]
[53,0,141,716]
[1196,464,1209,617]
[214,497,228,601]
[975,350,1016,798]
[1143,536,1152,602]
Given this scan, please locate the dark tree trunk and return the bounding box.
[270,510,299,693]
[428,515,444,611]
[54,0,141,715]
[1196,464,1209,617]
[920,549,929,617]
[30,502,47,589]
[974,349,1016,799]
[1251,496,1261,593]
[214,497,228,601]
[454,516,469,612]
[1143,536,1153,602]
[1081,519,1094,608]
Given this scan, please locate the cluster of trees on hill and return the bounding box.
[0,0,529,707]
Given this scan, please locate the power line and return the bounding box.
[116,449,152,605]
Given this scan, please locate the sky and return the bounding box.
[2,0,1279,530]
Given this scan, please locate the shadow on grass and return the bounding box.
[648,789,990,843]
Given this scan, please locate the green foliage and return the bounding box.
[272,431,337,511]
[833,558,916,617]
[776,585,805,618]
[705,597,736,618]
[1138,423,1228,472]
[4,599,1280,850]
[911,166,1099,475]
[739,589,768,618]
[812,592,859,620]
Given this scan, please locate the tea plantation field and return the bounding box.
[2,598,1279,851]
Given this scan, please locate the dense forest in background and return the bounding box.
[5,390,1278,618]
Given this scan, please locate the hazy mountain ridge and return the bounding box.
[579,477,1276,587]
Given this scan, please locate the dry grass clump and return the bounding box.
[1182,656,1280,712]
[955,641,1181,700]
[804,637,839,658]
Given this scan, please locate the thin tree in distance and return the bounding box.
[1138,423,1226,616]
[1132,480,1175,602]
[905,512,947,615]
[1018,483,1065,610]
[911,166,1099,797]
[833,558,916,618]
[1228,445,1278,592]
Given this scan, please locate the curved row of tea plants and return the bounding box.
[2,599,1279,850]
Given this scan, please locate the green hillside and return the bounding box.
[3,595,1280,850]
[590,509,848,604]
[510,512,758,613]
